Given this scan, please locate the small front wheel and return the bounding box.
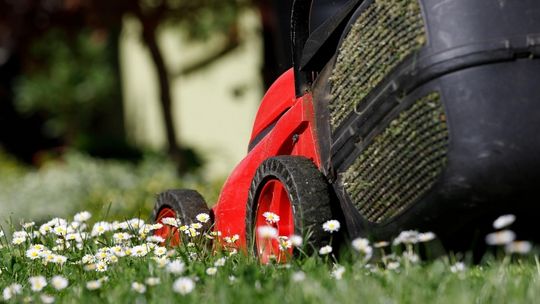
[152,189,211,246]
[246,156,334,263]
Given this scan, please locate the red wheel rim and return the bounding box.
[255,179,294,263]
[154,207,181,246]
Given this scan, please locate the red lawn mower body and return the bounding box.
[212,69,320,248]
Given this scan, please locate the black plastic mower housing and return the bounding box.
[308,0,540,243]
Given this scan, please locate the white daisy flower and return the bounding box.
[146,235,165,243]
[29,276,47,292]
[190,223,203,230]
[263,212,280,223]
[40,294,55,304]
[113,232,132,243]
[161,217,179,227]
[131,282,146,294]
[319,245,333,255]
[351,238,373,260]
[331,265,345,280]
[52,255,67,265]
[86,280,102,290]
[145,277,161,286]
[173,277,195,295]
[153,246,166,256]
[505,240,532,254]
[131,245,149,257]
[206,267,218,276]
[3,283,22,301]
[0,230,4,238]
[74,211,92,222]
[403,251,420,263]
[387,261,400,270]
[12,236,26,245]
[82,254,96,264]
[39,224,52,235]
[291,271,306,282]
[418,232,436,242]
[278,236,292,251]
[128,218,145,229]
[257,226,278,239]
[51,276,68,290]
[91,222,111,237]
[196,213,210,223]
[393,230,420,245]
[166,260,185,274]
[95,261,108,272]
[290,235,303,247]
[53,225,68,236]
[485,230,516,245]
[22,222,35,229]
[450,262,466,273]
[26,248,42,260]
[153,257,170,268]
[322,220,341,233]
[493,214,516,230]
[214,257,227,267]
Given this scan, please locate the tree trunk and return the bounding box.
[140,23,185,172]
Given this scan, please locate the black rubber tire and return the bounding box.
[245,156,334,255]
[152,189,212,231]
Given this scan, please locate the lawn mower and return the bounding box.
[153,0,540,259]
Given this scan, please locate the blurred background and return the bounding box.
[0,0,343,225]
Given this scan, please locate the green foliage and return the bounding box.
[0,152,221,224]
[14,30,117,139]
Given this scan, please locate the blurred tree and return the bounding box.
[82,0,250,172]
[0,0,251,172]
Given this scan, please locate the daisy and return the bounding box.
[263,212,280,223]
[91,222,111,237]
[113,232,132,243]
[505,241,532,254]
[173,277,195,295]
[131,282,146,294]
[74,211,92,222]
[393,230,420,245]
[40,294,55,304]
[161,217,179,227]
[166,260,185,274]
[278,236,292,251]
[3,284,22,301]
[131,245,149,257]
[29,276,47,292]
[290,235,303,247]
[154,246,167,256]
[52,255,67,265]
[145,277,161,286]
[11,236,26,245]
[493,214,516,230]
[257,226,278,239]
[95,261,108,272]
[190,223,203,230]
[196,213,210,223]
[22,222,35,229]
[146,235,165,243]
[86,280,102,290]
[485,230,516,245]
[331,265,345,280]
[319,245,333,255]
[51,276,68,290]
[291,271,306,282]
[322,220,340,233]
[450,262,466,273]
[26,248,42,260]
[214,257,226,267]
[418,232,436,242]
[206,267,218,276]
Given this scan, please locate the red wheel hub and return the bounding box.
[154,207,181,246]
[254,179,294,263]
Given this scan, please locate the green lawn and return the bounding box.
[1,152,538,303]
[1,210,538,304]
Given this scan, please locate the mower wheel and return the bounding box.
[246,156,333,262]
[152,189,212,246]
